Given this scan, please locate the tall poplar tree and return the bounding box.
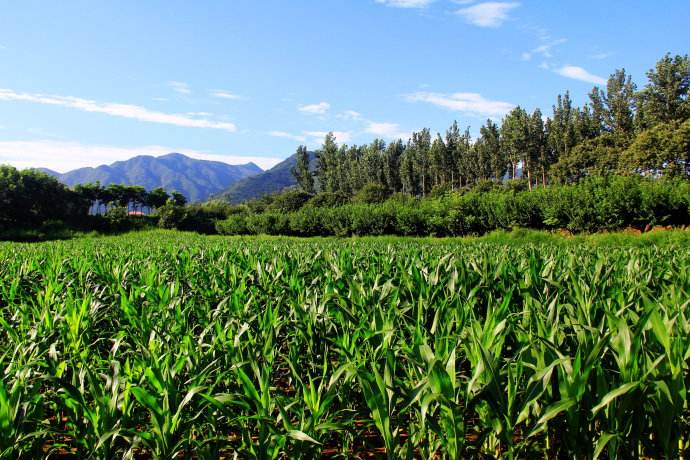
[291,145,314,193]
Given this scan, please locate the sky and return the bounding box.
[0,1,688,172]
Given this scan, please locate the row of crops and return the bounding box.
[1,231,689,459]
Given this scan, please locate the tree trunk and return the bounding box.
[542,166,547,188]
[527,166,532,191]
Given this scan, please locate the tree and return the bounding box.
[291,145,314,194]
[477,119,504,181]
[445,121,461,188]
[621,119,690,177]
[429,134,448,188]
[314,132,339,193]
[383,140,404,192]
[170,191,187,207]
[589,69,636,137]
[527,108,546,188]
[501,107,530,180]
[548,92,578,163]
[147,187,170,210]
[637,53,690,127]
[410,128,432,196]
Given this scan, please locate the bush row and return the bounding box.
[216,176,690,237]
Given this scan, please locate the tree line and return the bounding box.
[0,166,188,235]
[291,53,689,198]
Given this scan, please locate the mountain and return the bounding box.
[215,152,315,204]
[48,153,263,202]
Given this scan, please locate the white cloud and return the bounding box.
[269,131,307,142]
[0,140,282,173]
[0,88,237,132]
[556,65,606,85]
[521,38,566,61]
[406,91,514,117]
[337,110,363,120]
[168,81,191,95]
[365,122,410,140]
[298,102,330,115]
[375,0,434,8]
[456,2,519,27]
[210,90,242,100]
[304,131,352,144]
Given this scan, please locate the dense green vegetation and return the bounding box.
[217,175,690,236]
[291,53,688,199]
[1,231,689,458]
[0,166,224,240]
[213,53,689,237]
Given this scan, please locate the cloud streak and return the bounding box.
[0,88,237,132]
[0,140,282,173]
[375,0,434,8]
[298,101,330,115]
[556,65,606,85]
[521,38,566,61]
[456,2,519,27]
[269,131,307,142]
[365,122,409,140]
[406,91,514,117]
[168,81,191,95]
[210,90,242,100]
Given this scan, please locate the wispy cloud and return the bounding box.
[365,122,409,140]
[0,88,237,132]
[521,38,566,61]
[337,110,363,120]
[269,131,307,142]
[298,101,331,115]
[556,65,606,85]
[210,90,242,100]
[406,91,514,117]
[0,140,282,173]
[168,81,191,95]
[456,2,519,27]
[375,0,434,8]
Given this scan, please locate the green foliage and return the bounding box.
[352,182,388,204]
[304,191,348,208]
[621,119,690,177]
[218,176,689,237]
[0,166,88,231]
[0,232,689,458]
[155,202,185,229]
[266,188,312,213]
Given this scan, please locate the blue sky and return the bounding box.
[0,0,688,172]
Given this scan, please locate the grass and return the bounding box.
[1,230,688,458]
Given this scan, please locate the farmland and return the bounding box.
[1,230,689,459]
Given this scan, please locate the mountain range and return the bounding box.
[42,153,263,202]
[214,151,315,204]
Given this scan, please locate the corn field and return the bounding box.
[1,232,689,459]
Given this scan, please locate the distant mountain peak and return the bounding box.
[50,153,264,202]
[215,151,315,204]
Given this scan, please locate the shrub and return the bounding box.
[352,183,388,204]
